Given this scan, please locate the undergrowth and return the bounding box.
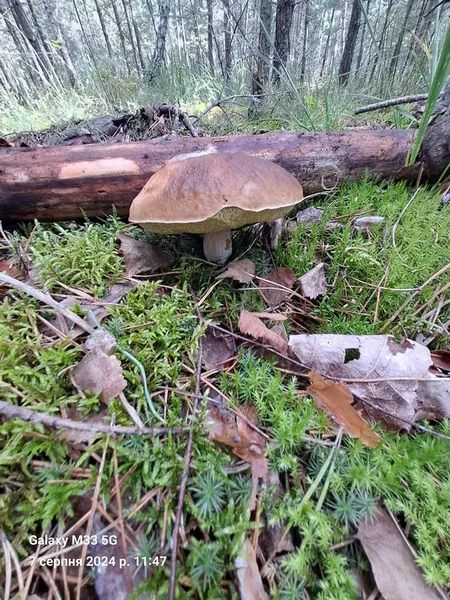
[1,178,450,597]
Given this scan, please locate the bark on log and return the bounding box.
[0,107,448,223]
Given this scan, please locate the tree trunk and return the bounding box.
[272,0,295,83]
[93,0,114,60]
[42,0,77,87]
[222,0,232,81]
[9,0,53,81]
[3,116,450,222]
[338,0,361,86]
[299,0,310,84]
[251,0,272,98]
[206,0,215,75]
[368,0,394,85]
[356,0,370,74]
[130,1,146,72]
[388,0,414,85]
[320,6,335,78]
[110,0,131,73]
[120,0,141,74]
[148,0,170,80]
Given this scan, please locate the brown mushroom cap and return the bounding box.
[129,152,303,234]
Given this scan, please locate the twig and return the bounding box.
[392,188,420,264]
[112,442,133,590]
[355,94,427,114]
[0,400,187,436]
[0,273,94,334]
[75,430,110,600]
[168,308,204,600]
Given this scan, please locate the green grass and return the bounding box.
[1,180,450,597]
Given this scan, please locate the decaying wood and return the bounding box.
[0,87,449,222]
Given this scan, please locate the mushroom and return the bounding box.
[129,152,303,264]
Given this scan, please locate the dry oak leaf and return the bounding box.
[307,372,380,448]
[235,538,270,600]
[238,310,289,355]
[259,267,296,307]
[205,402,268,510]
[298,262,326,299]
[217,258,256,283]
[431,349,450,372]
[71,348,126,404]
[202,326,236,371]
[290,334,450,429]
[118,232,172,277]
[358,506,440,600]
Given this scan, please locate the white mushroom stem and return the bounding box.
[203,230,233,264]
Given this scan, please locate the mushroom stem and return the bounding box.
[203,230,232,264]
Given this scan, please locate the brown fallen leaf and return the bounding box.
[217,258,256,283]
[298,263,326,299]
[0,261,21,298]
[431,349,450,372]
[238,310,289,354]
[71,345,126,404]
[259,267,296,307]
[258,471,294,558]
[307,372,380,447]
[250,312,287,321]
[235,539,269,600]
[289,334,450,429]
[205,402,268,510]
[118,232,172,277]
[358,506,440,600]
[202,326,236,371]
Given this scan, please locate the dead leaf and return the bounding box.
[259,267,296,307]
[250,312,287,321]
[58,409,108,446]
[353,216,386,232]
[0,261,21,298]
[258,471,294,558]
[289,334,450,429]
[430,349,450,372]
[307,372,380,447]
[50,280,137,340]
[235,539,269,600]
[205,402,268,510]
[118,232,172,277]
[217,259,255,283]
[358,506,440,600]
[296,206,324,225]
[298,263,326,299]
[238,310,289,354]
[71,346,126,404]
[90,514,144,600]
[202,326,236,371]
[84,330,116,354]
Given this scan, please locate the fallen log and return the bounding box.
[1,90,449,222]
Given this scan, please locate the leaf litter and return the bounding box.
[290,333,450,428]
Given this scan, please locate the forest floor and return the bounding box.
[1,103,450,600]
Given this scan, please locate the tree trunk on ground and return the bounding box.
[300,0,310,84]
[222,0,232,81]
[272,0,295,83]
[206,0,215,75]
[149,0,170,80]
[251,0,272,100]
[2,114,450,222]
[338,0,361,86]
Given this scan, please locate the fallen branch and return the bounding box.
[355,94,427,115]
[0,399,187,436]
